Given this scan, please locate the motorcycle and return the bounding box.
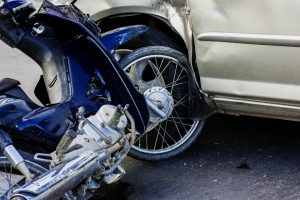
[34,0,210,162]
[0,0,158,199]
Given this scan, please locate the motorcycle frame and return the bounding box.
[0,13,149,148]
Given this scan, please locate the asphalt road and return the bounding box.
[1,41,300,200]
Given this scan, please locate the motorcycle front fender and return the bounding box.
[100,25,150,53]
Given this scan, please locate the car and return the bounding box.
[74,0,300,160]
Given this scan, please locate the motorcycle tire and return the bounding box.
[119,28,184,53]
[120,46,205,161]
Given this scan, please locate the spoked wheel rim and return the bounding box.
[0,157,46,199]
[123,55,200,155]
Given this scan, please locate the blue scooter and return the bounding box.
[0,0,151,199]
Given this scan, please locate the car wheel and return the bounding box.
[120,46,205,161]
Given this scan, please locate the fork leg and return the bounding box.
[0,129,32,181]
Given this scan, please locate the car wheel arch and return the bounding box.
[96,13,188,54]
[96,13,204,85]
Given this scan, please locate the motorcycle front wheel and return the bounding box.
[0,151,46,199]
[120,46,205,161]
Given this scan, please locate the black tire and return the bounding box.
[120,46,205,161]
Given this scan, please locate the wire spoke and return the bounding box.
[0,163,14,198]
[165,75,188,88]
[154,57,159,69]
[175,68,185,82]
[154,126,171,148]
[153,124,161,150]
[138,136,141,148]
[170,64,178,94]
[166,119,193,127]
[159,58,165,70]
[135,133,144,146]
[174,93,189,107]
[9,164,12,192]
[148,59,160,78]
[172,110,188,133]
[158,124,177,144]
[174,101,189,108]
[171,68,185,95]
[166,81,188,89]
[3,162,11,189]
[169,115,183,139]
[150,60,172,87]
[145,131,149,151]
[161,120,169,149]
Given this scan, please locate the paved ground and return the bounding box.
[122,116,300,200]
[1,41,300,200]
[0,42,41,103]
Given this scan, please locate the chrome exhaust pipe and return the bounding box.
[0,129,33,181]
[11,151,110,200]
[10,118,134,199]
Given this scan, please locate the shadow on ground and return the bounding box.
[97,114,300,200]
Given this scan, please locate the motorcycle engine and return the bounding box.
[80,105,128,149]
[15,105,132,199]
[44,104,129,167]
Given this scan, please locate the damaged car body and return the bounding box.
[77,0,300,119]
[73,0,300,159]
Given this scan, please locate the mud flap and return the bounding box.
[188,85,215,120]
[183,60,216,120]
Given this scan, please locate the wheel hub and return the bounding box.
[144,87,174,123]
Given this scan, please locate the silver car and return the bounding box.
[74,0,300,160]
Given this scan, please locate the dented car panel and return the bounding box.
[76,0,193,52]
[76,0,300,121]
[189,0,300,104]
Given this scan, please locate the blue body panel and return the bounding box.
[0,13,150,148]
[100,25,149,53]
[3,0,26,9]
